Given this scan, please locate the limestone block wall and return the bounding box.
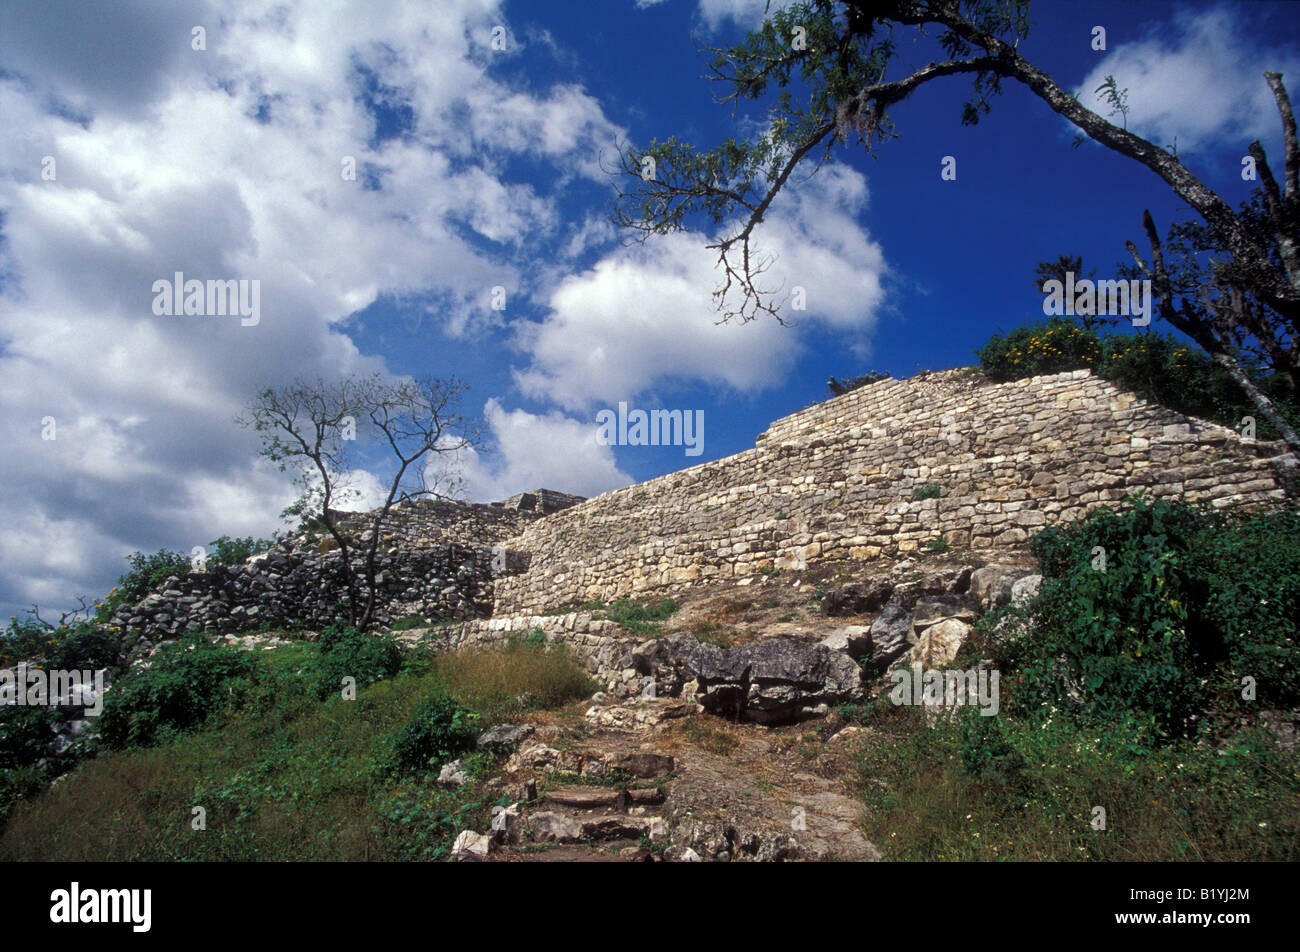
[492,368,1293,615]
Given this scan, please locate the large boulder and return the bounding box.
[820,625,872,656]
[1010,574,1043,607]
[904,618,973,668]
[911,595,978,631]
[821,578,893,617]
[477,723,535,750]
[632,634,862,724]
[969,564,1038,610]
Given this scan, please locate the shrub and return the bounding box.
[312,623,402,700]
[97,638,258,749]
[375,692,478,777]
[976,319,1299,439]
[913,485,942,500]
[0,616,62,668]
[206,535,275,567]
[976,317,1100,381]
[1003,498,1300,740]
[828,371,890,396]
[48,625,123,672]
[0,706,58,770]
[118,549,192,604]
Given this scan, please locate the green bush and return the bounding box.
[976,319,1299,439]
[206,535,275,567]
[0,766,46,828]
[976,317,1100,381]
[998,498,1300,740]
[0,617,61,668]
[95,548,192,623]
[913,485,942,500]
[374,692,479,777]
[97,638,258,749]
[0,706,58,770]
[1098,333,1297,439]
[828,371,890,396]
[312,623,402,700]
[48,625,123,672]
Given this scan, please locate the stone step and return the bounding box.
[542,785,668,810]
[527,809,662,844]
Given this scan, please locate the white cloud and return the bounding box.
[697,0,795,32]
[440,399,633,501]
[0,0,626,616]
[1076,7,1300,153]
[513,162,887,410]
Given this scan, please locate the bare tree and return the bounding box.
[238,374,478,631]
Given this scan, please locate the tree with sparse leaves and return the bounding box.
[610,0,1300,453]
[237,374,478,631]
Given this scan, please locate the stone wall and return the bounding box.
[103,543,508,647]
[321,496,543,550]
[491,368,1294,614]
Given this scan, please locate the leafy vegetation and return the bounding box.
[0,635,594,860]
[828,371,890,396]
[206,535,276,566]
[310,623,403,700]
[856,498,1300,860]
[374,692,479,777]
[976,319,1299,439]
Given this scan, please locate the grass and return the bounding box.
[912,485,942,500]
[853,706,1300,861]
[389,614,435,631]
[0,637,596,861]
[679,717,741,756]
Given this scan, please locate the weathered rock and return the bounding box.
[868,603,914,666]
[527,811,585,843]
[820,578,893,617]
[609,752,675,778]
[911,595,978,630]
[1010,573,1043,607]
[451,829,492,861]
[820,625,872,656]
[544,787,626,809]
[489,802,522,845]
[477,723,535,750]
[437,759,469,788]
[969,564,1037,609]
[906,618,972,668]
[584,699,695,730]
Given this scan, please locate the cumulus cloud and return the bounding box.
[513,162,887,410]
[697,0,795,32]
[0,0,624,617]
[440,399,633,501]
[1075,6,1300,153]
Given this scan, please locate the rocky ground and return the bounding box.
[443,554,1044,862]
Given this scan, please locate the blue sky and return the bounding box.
[1,0,1298,620]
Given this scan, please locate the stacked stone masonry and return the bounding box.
[491,368,1294,615]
